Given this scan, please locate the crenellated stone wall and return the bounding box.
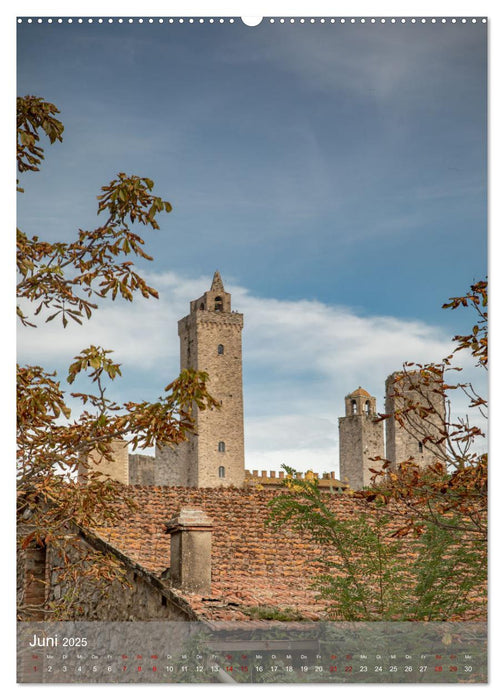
[244,469,347,491]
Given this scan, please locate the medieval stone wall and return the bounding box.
[17,539,48,621]
[42,534,193,622]
[128,453,157,486]
[154,442,192,486]
[78,439,129,485]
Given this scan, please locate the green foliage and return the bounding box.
[97,173,172,229]
[242,606,305,621]
[409,517,487,621]
[268,466,486,622]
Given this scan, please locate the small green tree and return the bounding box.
[268,466,485,621]
[268,469,407,621]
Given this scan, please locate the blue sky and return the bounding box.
[16,15,487,473]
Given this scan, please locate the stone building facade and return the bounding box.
[338,387,385,490]
[17,520,199,623]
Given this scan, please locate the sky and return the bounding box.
[16,13,488,474]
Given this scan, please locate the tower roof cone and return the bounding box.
[211,270,225,292]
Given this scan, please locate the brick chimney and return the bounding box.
[165,509,213,594]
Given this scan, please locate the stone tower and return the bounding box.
[385,370,446,468]
[78,439,130,484]
[338,387,385,490]
[155,272,245,487]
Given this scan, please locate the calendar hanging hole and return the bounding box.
[241,17,263,27]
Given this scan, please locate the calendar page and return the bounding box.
[16,10,488,685]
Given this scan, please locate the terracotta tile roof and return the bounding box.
[93,486,365,621]
[348,386,371,397]
[92,485,486,623]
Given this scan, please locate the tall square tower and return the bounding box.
[385,370,446,468]
[338,387,385,490]
[156,272,245,487]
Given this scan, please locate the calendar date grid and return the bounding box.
[27,648,480,681]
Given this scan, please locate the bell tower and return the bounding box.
[155,272,245,487]
[338,387,385,490]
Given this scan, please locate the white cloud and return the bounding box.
[17,269,487,475]
[235,284,452,386]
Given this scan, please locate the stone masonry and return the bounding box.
[338,387,385,490]
[385,370,446,468]
[78,439,129,485]
[128,453,156,485]
[154,272,245,487]
[166,509,213,594]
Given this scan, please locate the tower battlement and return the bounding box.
[244,469,348,491]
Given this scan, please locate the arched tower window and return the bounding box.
[217,344,224,355]
[418,441,424,454]
[218,441,225,452]
[199,302,205,310]
[365,400,371,415]
[218,466,225,478]
[351,399,357,415]
[214,296,223,311]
